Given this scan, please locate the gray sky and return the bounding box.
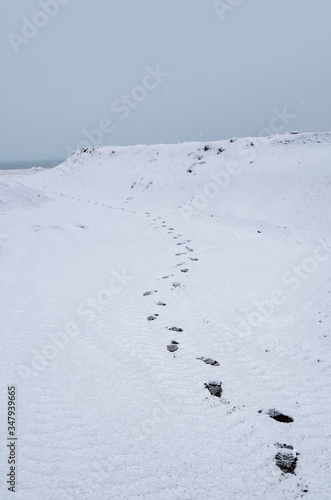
[1,0,331,161]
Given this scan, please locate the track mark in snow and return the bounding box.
[168,326,183,332]
[143,290,158,296]
[147,314,159,321]
[259,409,294,423]
[167,341,179,353]
[205,381,222,398]
[275,448,298,474]
[156,301,166,306]
[197,357,220,366]
[172,282,181,288]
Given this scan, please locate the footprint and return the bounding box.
[186,246,194,252]
[167,341,179,352]
[181,269,189,273]
[259,409,294,423]
[143,290,158,296]
[168,326,183,332]
[197,357,219,366]
[205,381,222,398]
[172,282,181,288]
[189,257,198,261]
[147,314,159,321]
[275,447,298,474]
[156,301,166,306]
[175,253,186,256]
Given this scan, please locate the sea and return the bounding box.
[0,159,64,170]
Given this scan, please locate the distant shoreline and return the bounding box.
[0,159,64,170]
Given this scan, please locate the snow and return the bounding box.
[0,132,331,499]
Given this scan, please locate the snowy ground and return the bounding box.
[1,132,331,499]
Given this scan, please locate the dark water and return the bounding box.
[0,159,64,170]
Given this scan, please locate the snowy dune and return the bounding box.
[0,132,331,499]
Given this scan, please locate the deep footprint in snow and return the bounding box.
[181,269,189,273]
[275,447,298,474]
[167,341,179,353]
[259,409,294,423]
[147,314,159,321]
[205,381,222,398]
[197,357,220,366]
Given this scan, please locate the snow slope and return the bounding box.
[1,132,331,499]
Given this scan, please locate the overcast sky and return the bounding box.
[1,0,331,161]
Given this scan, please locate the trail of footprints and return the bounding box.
[48,191,303,484]
[143,211,302,483]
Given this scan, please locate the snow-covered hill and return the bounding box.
[1,132,331,499]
